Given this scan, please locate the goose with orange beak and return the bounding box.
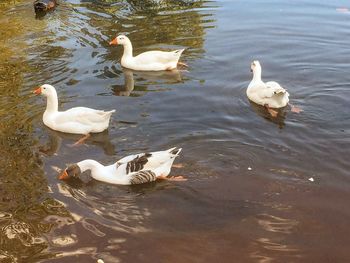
[58,147,186,185]
[33,84,115,145]
[109,34,187,71]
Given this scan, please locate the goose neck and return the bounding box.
[252,68,262,82]
[122,40,133,58]
[77,160,104,175]
[45,92,58,113]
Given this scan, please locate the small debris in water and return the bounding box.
[336,7,349,13]
[308,177,314,182]
[248,167,252,171]
[97,259,104,263]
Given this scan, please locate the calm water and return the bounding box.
[0,0,350,262]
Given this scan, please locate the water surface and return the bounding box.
[0,0,349,262]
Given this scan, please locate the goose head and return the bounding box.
[109,35,130,46]
[250,60,261,73]
[33,84,56,97]
[58,163,81,180]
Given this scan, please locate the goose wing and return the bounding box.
[55,107,115,125]
[129,170,157,185]
[262,81,287,98]
[134,49,185,64]
[117,147,182,173]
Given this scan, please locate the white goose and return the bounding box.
[247,60,293,117]
[34,84,115,144]
[58,147,186,185]
[109,35,186,71]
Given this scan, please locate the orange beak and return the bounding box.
[109,38,118,45]
[33,87,42,95]
[58,169,69,180]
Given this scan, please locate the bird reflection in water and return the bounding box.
[39,127,115,156]
[112,67,183,96]
[249,101,287,129]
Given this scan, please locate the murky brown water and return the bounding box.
[0,0,350,262]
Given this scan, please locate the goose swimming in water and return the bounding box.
[247,60,302,117]
[58,147,186,185]
[33,84,115,145]
[109,35,187,71]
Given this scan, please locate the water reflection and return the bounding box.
[35,10,49,19]
[100,0,213,62]
[250,213,301,262]
[249,101,287,129]
[123,0,205,11]
[111,67,183,96]
[0,198,72,261]
[39,127,115,156]
[59,181,153,234]
[257,213,298,234]
[251,237,300,263]
[0,2,75,261]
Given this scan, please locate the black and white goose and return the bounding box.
[58,147,185,185]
